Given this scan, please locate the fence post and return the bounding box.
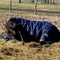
[34,0,37,14]
[9,0,12,13]
[19,0,21,3]
[53,0,55,4]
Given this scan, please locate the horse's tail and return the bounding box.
[58,30,60,40]
[59,30,60,37]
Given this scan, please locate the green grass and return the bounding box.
[0,3,60,11]
[0,3,9,8]
[0,3,60,16]
[37,3,60,11]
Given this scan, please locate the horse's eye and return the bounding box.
[8,21,16,29]
[11,22,16,28]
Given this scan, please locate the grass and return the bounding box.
[0,39,60,60]
[0,10,60,17]
[0,3,60,11]
[0,2,60,16]
[37,3,60,11]
[0,12,60,60]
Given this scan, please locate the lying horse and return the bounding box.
[2,18,60,45]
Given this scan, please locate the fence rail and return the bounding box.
[0,7,60,14]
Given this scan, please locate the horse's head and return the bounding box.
[5,18,17,35]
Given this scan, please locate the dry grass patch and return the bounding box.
[0,40,60,60]
[0,13,60,60]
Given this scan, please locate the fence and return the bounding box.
[0,0,60,14]
[8,0,60,3]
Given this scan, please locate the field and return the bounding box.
[0,12,60,60]
[0,2,60,11]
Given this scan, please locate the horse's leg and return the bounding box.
[18,31,24,45]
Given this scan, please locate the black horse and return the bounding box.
[1,18,60,45]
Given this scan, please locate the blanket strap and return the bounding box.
[18,31,24,45]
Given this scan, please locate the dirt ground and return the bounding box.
[0,13,60,60]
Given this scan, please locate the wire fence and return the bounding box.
[0,0,60,14]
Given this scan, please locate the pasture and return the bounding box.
[0,0,60,60]
[0,13,60,60]
[0,1,60,11]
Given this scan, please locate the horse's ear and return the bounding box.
[9,17,16,21]
[5,17,17,29]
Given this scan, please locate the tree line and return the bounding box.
[19,0,55,4]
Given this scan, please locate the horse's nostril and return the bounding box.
[3,34,7,39]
